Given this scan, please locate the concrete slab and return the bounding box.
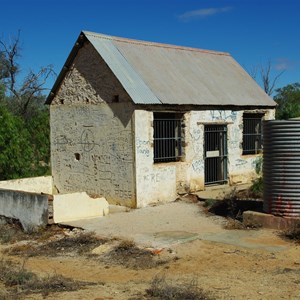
[63,201,291,252]
[135,231,199,248]
[243,211,300,230]
[195,183,251,200]
[109,205,130,214]
[53,192,109,223]
[198,231,288,252]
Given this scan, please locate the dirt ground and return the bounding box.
[0,200,299,300]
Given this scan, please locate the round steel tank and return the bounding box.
[263,120,300,217]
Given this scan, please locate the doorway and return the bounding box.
[204,125,228,185]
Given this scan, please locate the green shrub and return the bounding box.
[249,177,263,198]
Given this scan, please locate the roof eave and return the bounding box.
[45,32,87,105]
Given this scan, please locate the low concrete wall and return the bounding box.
[0,177,109,226]
[243,211,300,230]
[53,192,109,223]
[0,176,53,194]
[0,189,49,232]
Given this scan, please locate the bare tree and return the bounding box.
[249,60,284,96]
[0,31,56,116]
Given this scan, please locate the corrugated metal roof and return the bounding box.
[85,33,161,104]
[47,31,276,107]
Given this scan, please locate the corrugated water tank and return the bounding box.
[263,120,300,217]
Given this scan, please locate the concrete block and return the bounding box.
[0,189,49,232]
[53,192,109,223]
[0,176,52,194]
[243,210,300,230]
[195,183,252,200]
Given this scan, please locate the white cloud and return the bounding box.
[274,58,300,71]
[178,7,232,22]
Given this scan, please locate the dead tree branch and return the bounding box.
[0,31,56,116]
[260,61,284,96]
[249,60,284,96]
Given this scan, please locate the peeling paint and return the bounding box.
[50,41,276,208]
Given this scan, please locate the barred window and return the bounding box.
[153,113,184,163]
[242,113,264,155]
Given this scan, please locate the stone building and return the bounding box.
[46,31,276,208]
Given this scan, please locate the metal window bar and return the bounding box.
[243,117,263,155]
[204,125,228,185]
[154,118,183,163]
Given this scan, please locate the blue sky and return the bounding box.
[0,0,299,95]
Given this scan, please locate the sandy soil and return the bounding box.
[1,201,299,299]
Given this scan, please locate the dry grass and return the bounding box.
[280,226,300,244]
[223,218,246,230]
[0,220,66,245]
[0,226,102,298]
[5,243,36,256]
[0,221,28,244]
[0,259,94,298]
[146,275,214,300]
[224,218,262,230]
[104,239,168,270]
[1,222,167,270]
[8,232,107,257]
[26,231,107,257]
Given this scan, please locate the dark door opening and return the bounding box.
[204,125,228,185]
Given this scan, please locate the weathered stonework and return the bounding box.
[52,42,131,105]
[50,39,276,208]
[51,42,135,207]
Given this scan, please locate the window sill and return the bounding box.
[241,153,262,157]
[153,160,185,167]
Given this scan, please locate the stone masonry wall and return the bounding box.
[50,42,136,207]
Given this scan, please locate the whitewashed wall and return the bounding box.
[134,108,275,207]
[134,110,177,207]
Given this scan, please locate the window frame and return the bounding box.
[153,112,184,163]
[242,113,264,155]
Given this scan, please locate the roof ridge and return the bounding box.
[83,31,230,57]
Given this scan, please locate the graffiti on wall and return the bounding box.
[209,110,237,122]
[192,159,204,174]
[136,138,150,157]
[51,104,135,203]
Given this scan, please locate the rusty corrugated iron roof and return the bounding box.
[47,31,276,107]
